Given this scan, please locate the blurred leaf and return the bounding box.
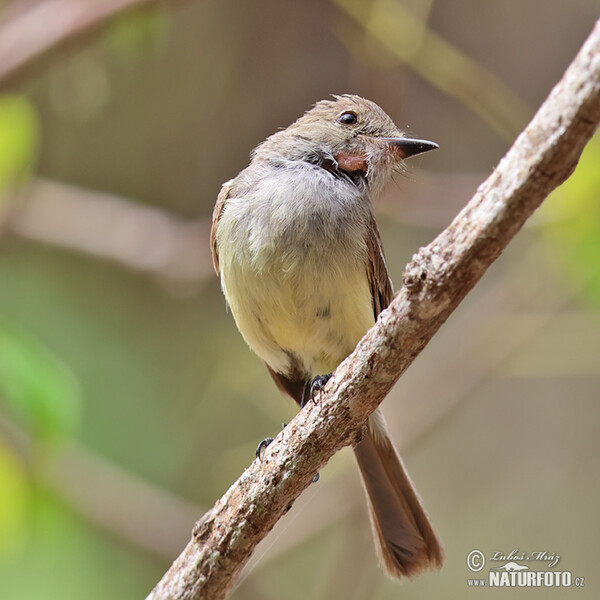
[0,322,81,442]
[48,53,111,123]
[0,95,39,210]
[540,133,600,306]
[0,486,161,600]
[0,441,29,557]
[333,0,531,140]
[104,6,170,64]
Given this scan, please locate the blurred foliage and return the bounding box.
[103,6,170,64]
[0,321,82,442]
[47,52,112,123]
[0,95,39,210]
[0,1,599,599]
[334,0,532,140]
[540,133,600,306]
[0,439,28,558]
[0,486,161,600]
[46,7,169,124]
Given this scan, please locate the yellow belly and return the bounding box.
[221,252,374,377]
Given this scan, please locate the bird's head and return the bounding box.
[255,94,438,193]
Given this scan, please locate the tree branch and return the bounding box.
[0,0,183,84]
[146,19,600,600]
[7,178,214,291]
[333,0,532,140]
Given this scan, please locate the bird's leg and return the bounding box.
[301,373,332,408]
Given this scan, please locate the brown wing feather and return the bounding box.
[210,180,234,276]
[364,214,394,318]
[265,362,307,406]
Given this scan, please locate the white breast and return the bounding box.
[216,162,375,377]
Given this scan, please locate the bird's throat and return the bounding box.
[334,152,367,173]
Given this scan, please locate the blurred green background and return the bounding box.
[0,1,599,598]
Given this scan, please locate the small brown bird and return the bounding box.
[211,95,443,579]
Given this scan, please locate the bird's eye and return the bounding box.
[337,111,358,125]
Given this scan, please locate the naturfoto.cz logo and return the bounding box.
[466,548,585,588]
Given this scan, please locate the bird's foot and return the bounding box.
[256,437,275,461]
[300,373,332,408]
[256,422,288,461]
[255,425,320,483]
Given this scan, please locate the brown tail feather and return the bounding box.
[353,419,443,579]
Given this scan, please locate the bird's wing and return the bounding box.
[210,180,234,276]
[365,214,394,318]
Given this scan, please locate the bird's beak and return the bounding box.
[381,137,439,159]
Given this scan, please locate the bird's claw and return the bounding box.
[301,373,332,408]
[255,427,320,483]
[256,437,274,461]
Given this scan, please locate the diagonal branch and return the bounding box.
[0,0,183,84]
[146,19,600,600]
[333,0,532,140]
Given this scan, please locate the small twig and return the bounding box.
[146,18,600,600]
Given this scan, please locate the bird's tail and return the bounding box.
[353,412,443,579]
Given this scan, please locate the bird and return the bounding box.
[210,94,443,579]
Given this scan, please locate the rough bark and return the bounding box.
[146,19,600,600]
